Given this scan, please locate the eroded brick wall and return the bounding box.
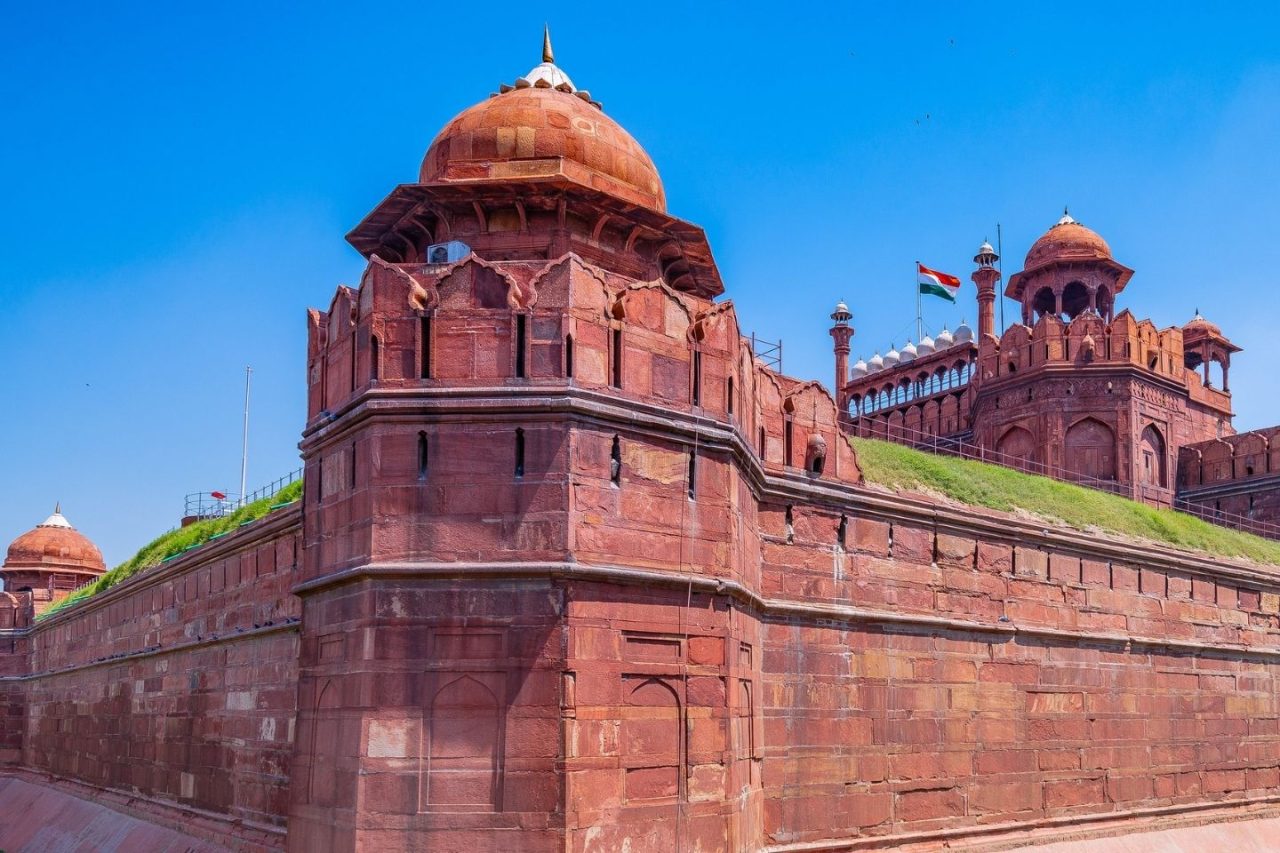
[20,508,303,846]
[757,503,1280,847]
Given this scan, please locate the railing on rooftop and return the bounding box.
[857,422,1280,543]
[750,333,782,373]
[183,467,303,523]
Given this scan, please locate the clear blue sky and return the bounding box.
[3,2,1279,565]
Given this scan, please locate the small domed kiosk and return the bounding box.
[2,505,105,613]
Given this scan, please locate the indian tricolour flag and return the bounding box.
[917,262,961,303]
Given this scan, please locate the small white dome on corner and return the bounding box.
[883,345,900,367]
[850,357,868,377]
[936,327,955,347]
[868,352,884,372]
[917,335,935,355]
[954,321,973,343]
[900,341,917,361]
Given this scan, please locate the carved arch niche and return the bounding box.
[1064,417,1117,482]
[997,425,1037,471]
[619,676,683,803]
[422,672,505,811]
[1139,424,1168,488]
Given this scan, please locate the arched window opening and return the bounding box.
[1061,281,1090,319]
[1207,357,1226,390]
[1032,286,1056,320]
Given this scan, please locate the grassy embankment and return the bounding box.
[852,437,1280,566]
[41,479,303,619]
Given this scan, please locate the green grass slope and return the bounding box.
[852,438,1280,566]
[41,479,303,619]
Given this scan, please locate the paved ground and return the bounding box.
[0,776,231,853]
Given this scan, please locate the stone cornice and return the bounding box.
[290,560,1280,660]
[299,383,1280,583]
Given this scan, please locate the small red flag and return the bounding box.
[211,491,227,500]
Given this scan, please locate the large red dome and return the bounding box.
[420,84,666,212]
[1024,213,1113,269]
[3,510,105,574]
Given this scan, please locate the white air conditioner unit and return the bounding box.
[425,240,471,265]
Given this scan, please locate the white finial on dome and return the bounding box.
[517,26,577,92]
[38,505,73,529]
[1056,206,1076,227]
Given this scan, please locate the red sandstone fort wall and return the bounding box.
[8,506,303,851]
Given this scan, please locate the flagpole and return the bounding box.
[915,260,922,341]
[240,366,252,506]
[996,223,1005,333]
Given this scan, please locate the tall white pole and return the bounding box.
[240,366,252,506]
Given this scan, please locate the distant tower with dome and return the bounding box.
[2,505,106,614]
[834,209,1241,507]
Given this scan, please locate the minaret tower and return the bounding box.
[829,300,854,409]
[972,240,1000,339]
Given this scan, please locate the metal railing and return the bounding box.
[750,333,783,373]
[849,421,1280,542]
[184,467,302,521]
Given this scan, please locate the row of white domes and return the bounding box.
[851,322,974,377]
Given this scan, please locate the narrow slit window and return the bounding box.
[692,349,702,406]
[759,426,766,459]
[727,376,734,416]
[370,335,380,381]
[350,441,358,490]
[610,435,621,485]
[785,506,794,544]
[417,431,429,480]
[515,314,527,378]
[420,316,432,379]
[611,328,623,388]
[837,515,848,549]
[515,428,525,479]
[784,419,794,467]
[565,334,574,379]
[349,331,357,392]
[687,449,697,499]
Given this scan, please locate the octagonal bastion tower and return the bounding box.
[290,35,858,851]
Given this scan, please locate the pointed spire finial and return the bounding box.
[54,501,61,515]
[542,24,554,64]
